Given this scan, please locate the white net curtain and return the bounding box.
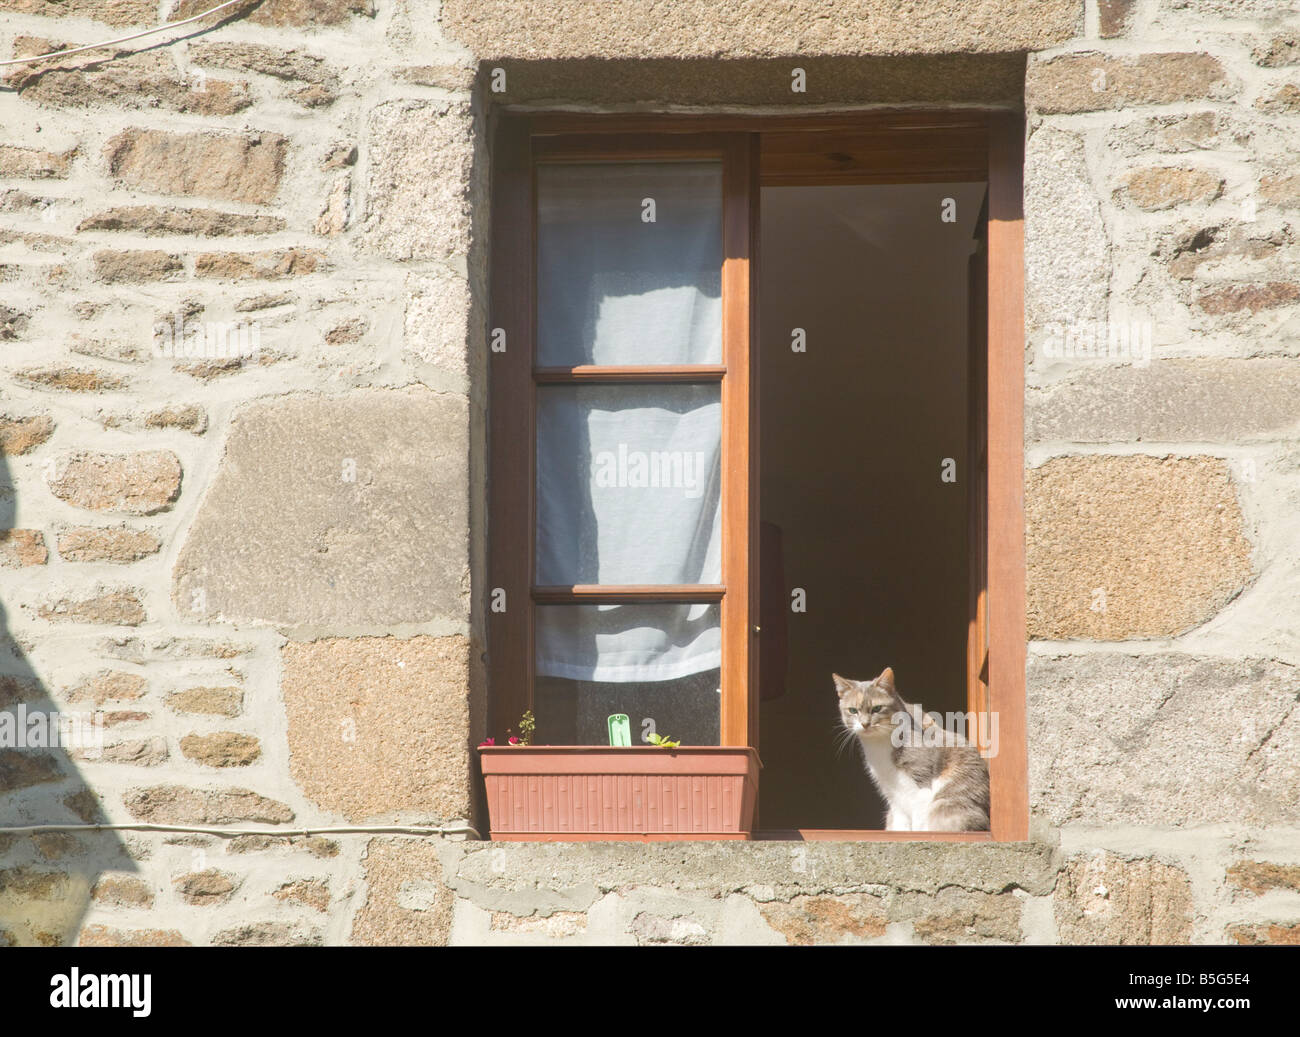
[534,161,724,684]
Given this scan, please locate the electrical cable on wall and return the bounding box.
[0,0,250,68]
[0,820,482,839]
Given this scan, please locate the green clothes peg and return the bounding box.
[607,713,631,746]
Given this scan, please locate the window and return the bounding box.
[487,112,1026,840]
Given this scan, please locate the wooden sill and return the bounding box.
[755,830,994,842]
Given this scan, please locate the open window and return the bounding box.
[486,112,1026,841]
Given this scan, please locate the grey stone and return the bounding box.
[172,387,469,630]
[1025,128,1109,328]
[362,101,473,261]
[1028,653,1300,826]
[442,0,1080,59]
[1027,359,1300,443]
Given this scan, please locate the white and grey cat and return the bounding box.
[834,668,989,832]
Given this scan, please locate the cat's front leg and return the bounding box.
[884,808,909,832]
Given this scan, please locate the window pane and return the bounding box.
[534,603,721,746]
[536,384,721,586]
[537,161,723,366]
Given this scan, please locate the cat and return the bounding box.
[834,668,989,832]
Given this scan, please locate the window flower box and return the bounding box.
[478,745,762,841]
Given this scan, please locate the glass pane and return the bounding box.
[537,161,723,367]
[534,603,721,746]
[536,384,722,586]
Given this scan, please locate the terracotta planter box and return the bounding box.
[478,746,762,841]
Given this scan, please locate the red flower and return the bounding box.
[507,736,520,745]
[478,737,495,747]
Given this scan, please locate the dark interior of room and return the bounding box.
[757,180,988,830]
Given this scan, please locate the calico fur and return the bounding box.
[834,668,989,832]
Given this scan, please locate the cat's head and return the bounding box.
[833,668,910,739]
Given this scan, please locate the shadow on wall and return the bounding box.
[0,447,135,947]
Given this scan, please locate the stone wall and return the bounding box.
[1,0,1298,946]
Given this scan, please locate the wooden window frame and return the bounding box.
[487,109,1026,842]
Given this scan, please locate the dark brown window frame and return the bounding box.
[487,110,1027,842]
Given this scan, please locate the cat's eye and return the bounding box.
[847,707,859,715]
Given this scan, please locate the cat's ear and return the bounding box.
[875,667,896,692]
[832,673,856,697]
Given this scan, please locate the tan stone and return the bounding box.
[906,888,1022,944]
[0,529,47,567]
[123,785,293,824]
[282,636,471,821]
[0,750,62,792]
[79,206,284,236]
[92,875,153,908]
[0,675,41,708]
[1226,861,1300,896]
[174,869,239,905]
[225,834,338,857]
[273,878,330,911]
[172,388,468,628]
[65,670,146,705]
[167,686,243,717]
[1097,0,1136,37]
[31,833,79,860]
[194,248,324,279]
[80,737,167,766]
[398,65,475,89]
[759,894,887,946]
[1256,83,1300,115]
[0,414,53,454]
[211,921,323,946]
[1027,52,1229,114]
[1121,166,1223,210]
[0,1,156,27]
[72,337,148,364]
[180,732,262,768]
[104,128,287,205]
[1254,33,1300,68]
[93,249,183,283]
[79,925,189,947]
[1261,173,1300,208]
[10,51,251,116]
[443,0,1078,59]
[1055,853,1192,945]
[0,305,29,340]
[351,837,453,945]
[57,526,161,563]
[36,588,147,626]
[63,788,106,823]
[324,317,366,344]
[362,101,472,261]
[1167,223,1284,280]
[1198,282,1300,315]
[0,143,74,178]
[189,41,339,106]
[1026,456,1251,640]
[175,0,373,27]
[16,367,126,392]
[47,450,182,515]
[1229,922,1300,945]
[314,173,350,236]
[100,710,149,727]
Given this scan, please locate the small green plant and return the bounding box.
[646,732,680,749]
[517,709,535,746]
